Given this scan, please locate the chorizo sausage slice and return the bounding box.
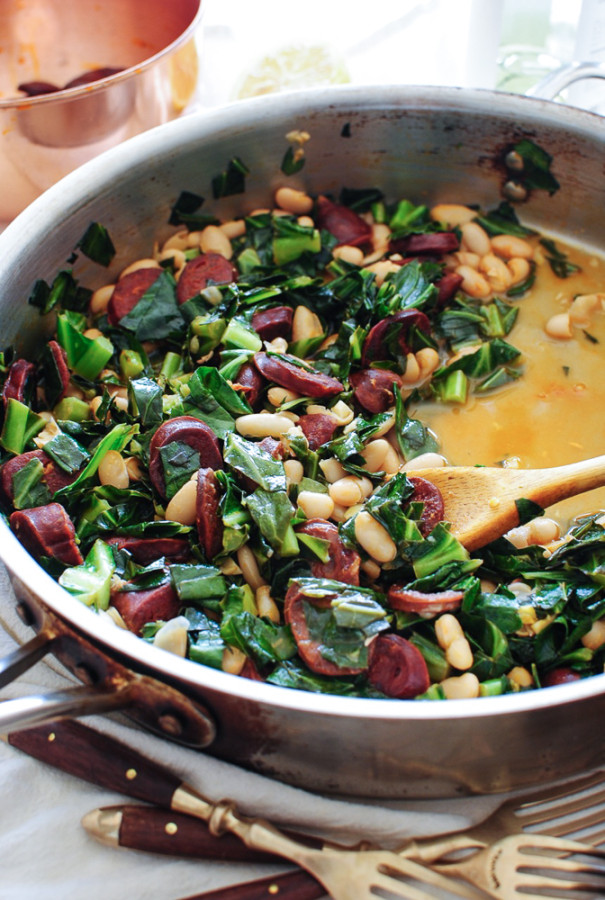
[284,583,364,676]
[107,536,191,565]
[297,413,339,450]
[111,583,180,636]
[253,352,343,399]
[315,195,372,248]
[390,232,460,256]
[296,518,361,585]
[251,306,293,342]
[44,340,71,404]
[407,475,445,536]
[436,272,463,306]
[349,368,402,414]
[362,310,431,367]
[10,503,83,566]
[232,362,265,410]
[0,450,79,504]
[196,468,223,560]
[387,586,464,616]
[176,253,238,305]
[148,416,223,500]
[2,358,36,406]
[367,633,430,698]
[107,267,162,325]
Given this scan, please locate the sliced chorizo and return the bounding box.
[257,437,286,459]
[407,475,445,536]
[284,583,364,676]
[315,195,372,248]
[251,306,293,342]
[436,272,463,306]
[232,362,265,410]
[362,310,431,367]
[196,468,223,560]
[387,586,464,616]
[2,358,36,406]
[297,413,339,450]
[107,267,162,325]
[148,416,223,500]
[10,503,83,567]
[176,253,238,305]
[367,634,430,698]
[0,450,79,504]
[543,667,582,687]
[349,368,402,414]
[390,232,460,256]
[296,518,361,586]
[239,658,265,681]
[111,583,180,636]
[253,352,343,399]
[43,340,71,405]
[107,536,191,565]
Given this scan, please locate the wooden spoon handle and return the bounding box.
[519,453,605,508]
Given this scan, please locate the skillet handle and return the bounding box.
[527,60,605,100]
[0,683,133,733]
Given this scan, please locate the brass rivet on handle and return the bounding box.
[158,713,183,737]
[165,822,178,836]
[125,768,137,780]
[268,886,280,896]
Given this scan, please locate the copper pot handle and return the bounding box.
[0,625,217,748]
[527,60,605,101]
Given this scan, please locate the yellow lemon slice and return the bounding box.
[169,37,199,113]
[236,43,350,100]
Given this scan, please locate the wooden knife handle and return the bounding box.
[117,805,283,862]
[181,869,325,900]
[7,719,182,806]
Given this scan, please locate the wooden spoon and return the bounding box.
[410,454,605,551]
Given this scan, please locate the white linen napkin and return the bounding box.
[0,562,586,900]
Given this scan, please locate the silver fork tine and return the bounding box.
[373,853,480,900]
[519,787,605,833]
[498,834,605,897]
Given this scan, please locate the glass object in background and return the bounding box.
[496,0,581,94]
[570,0,605,111]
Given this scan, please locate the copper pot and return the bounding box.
[0,84,604,798]
[0,0,202,223]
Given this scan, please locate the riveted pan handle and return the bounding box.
[527,60,605,101]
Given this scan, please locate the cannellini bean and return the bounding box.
[283,459,304,486]
[274,186,313,215]
[267,386,300,406]
[479,253,513,292]
[461,222,491,257]
[222,645,247,675]
[220,219,247,239]
[319,457,347,483]
[236,413,295,438]
[153,616,190,657]
[124,457,144,481]
[363,259,401,286]
[162,229,190,252]
[354,511,397,563]
[102,607,128,629]
[400,353,421,386]
[361,559,382,580]
[371,222,391,253]
[401,452,447,471]
[265,337,289,353]
[507,257,531,285]
[98,450,129,489]
[429,204,476,227]
[164,479,197,525]
[332,245,364,265]
[330,503,348,523]
[508,666,534,688]
[83,327,104,340]
[120,258,161,278]
[256,585,281,623]
[454,251,481,269]
[569,293,605,326]
[298,215,314,227]
[327,400,354,426]
[292,305,323,342]
[527,517,560,545]
[156,248,186,271]
[441,673,481,699]
[445,636,474,670]
[545,312,573,339]
[200,224,233,259]
[329,476,369,507]
[455,265,491,299]
[297,490,335,520]
[90,284,115,315]
[236,544,267,590]
[581,618,605,651]
[362,439,400,474]
[435,613,464,650]
[490,234,534,260]
[504,525,531,549]
[32,412,60,448]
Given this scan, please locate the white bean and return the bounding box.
[236,544,267,590]
[490,234,534,260]
[297,490,335,520]
[332,245,364,265]
[581,619,605,651]
[461,222,491,257]
[220,219,246,240]
[507,257,531,286]
[283,459,304,485]
[371,222,391,253]
[569,293,605,327]
[235,413,295,438]
[153,616,190,657]
[256,585,281,623]
[200,225,233,260]
[292,305,323,342]
[479,253,513,292]
[354,511,397,563]
[319,457,347,483]
[222,645,247,675]
[90,284,115,315]
[267,386,300,406]
[164,479,197,525]
[455,265,491,299]
[162,229,190,252]
[119,259,160,278]
[545,312,573,339]
[429,204,476,227]
[329,476,367,507]
[98,450,129,490]
[435,614,464,650]
[274,186,313,215]
[363,259,401,286]
[445,636,474,671]
[400,353,421,386]
[402,452,447,471]
[507,666,534,688]
[441,673,480,699]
